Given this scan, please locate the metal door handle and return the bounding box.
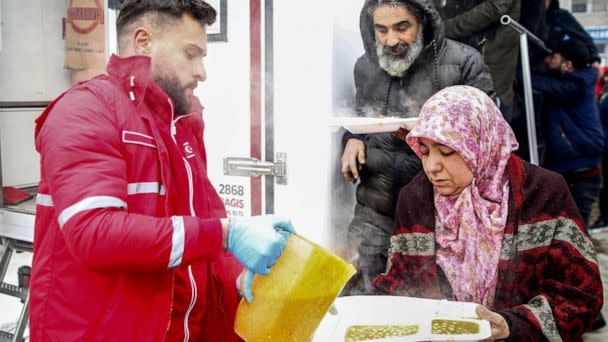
[223,153,287,185]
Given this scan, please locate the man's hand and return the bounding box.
[228,216,295,303]
[227,215,295,276]
[477,305,510,341]
[341,138,365,181]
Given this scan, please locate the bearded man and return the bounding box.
[30,1,294,340]
[341,0,496,295]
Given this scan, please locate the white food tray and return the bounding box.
[312,296,491,341]
[329,117,419,134]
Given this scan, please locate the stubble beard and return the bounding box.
[154,71,195,115]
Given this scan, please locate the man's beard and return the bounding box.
[154,73,196,115]
[377,27,424,78]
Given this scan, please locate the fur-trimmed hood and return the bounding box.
[359,0,445,65]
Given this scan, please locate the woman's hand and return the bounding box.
[476,305,510,341]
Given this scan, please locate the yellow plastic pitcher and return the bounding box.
[234,234,356,341]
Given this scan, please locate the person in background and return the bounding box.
[593,66,608,229]
[546,0,601,74]
[596,63,606,99]
[532,38,604,228]
[374,85,603,341]
[29,1,294,341]
[340,0,495,295]
[520,0,549,61]
[589,66,608,331]
[434,0,521,122]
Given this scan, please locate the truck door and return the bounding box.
[203,0,365,250]
[202,0,338,248]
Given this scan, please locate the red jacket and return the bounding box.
[30,54,242,341]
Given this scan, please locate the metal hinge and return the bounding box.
[223,153,287,185]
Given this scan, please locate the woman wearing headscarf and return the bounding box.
[374,86,602,341]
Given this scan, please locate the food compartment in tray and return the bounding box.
[312,296,491,341]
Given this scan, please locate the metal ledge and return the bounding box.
[0,210,34,244]
[0,283,27,301]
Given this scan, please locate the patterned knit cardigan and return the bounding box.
[374,155,603,341]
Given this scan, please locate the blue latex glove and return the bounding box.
[228,215,295,276]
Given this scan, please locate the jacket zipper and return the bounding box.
[557,124,574,149]
[131,78,176,337]
[180,154,197,341]
[167,276,175,334]
[168,99,198,342]
[183,265,197,342]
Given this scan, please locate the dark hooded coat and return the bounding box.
[434,0,521,106]
[546,0,600,64]
[344,0,495,219]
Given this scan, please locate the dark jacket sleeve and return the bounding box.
[531,72,586,103]
[460,48,497,100]
[601,96,608,149]
[601,96,608,128]
[342,130,365,150]
[444,0,515,38]
[497,310,546,341]
[519,0,548,39]
[342,57,370,149]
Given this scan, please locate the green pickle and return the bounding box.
[431,319,480,335]
[345,324,419,341]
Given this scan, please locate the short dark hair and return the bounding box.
[116,0,216,38]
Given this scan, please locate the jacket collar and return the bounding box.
[106,54,175,125]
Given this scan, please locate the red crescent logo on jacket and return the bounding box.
[183,142,195,158]
[67,0,104,35]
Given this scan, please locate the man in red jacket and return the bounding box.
[30,1,294,341]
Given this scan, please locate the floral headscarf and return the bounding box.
[406,86,518,307]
